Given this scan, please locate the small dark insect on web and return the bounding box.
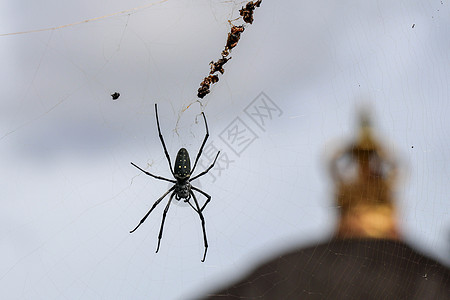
[111,92,120,100]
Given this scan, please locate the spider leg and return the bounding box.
[156,191,176,253]
[184,198,198,211]
[190,151,220,181]
[191,186,212,212]
[190,112,209,175]
[155,104,175,176]
[190,191,208,262]
[130,186,175,233]
[131,162,176,183]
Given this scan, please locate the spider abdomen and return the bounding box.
[174,148,191,179]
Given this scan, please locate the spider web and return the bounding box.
[1,1,449,299]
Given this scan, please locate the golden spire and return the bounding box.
[329,107,399,240]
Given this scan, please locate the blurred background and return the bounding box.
[1,1,449,299]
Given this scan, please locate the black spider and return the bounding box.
[130,104,220,262]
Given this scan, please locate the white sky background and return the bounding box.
[1,0,449,299]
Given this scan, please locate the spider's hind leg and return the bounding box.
[131,162,176,183]
[191,112,210,175]
[155,103,175,176]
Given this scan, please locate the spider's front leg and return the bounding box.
[183,194,198,212]
[130,186,175,233]
[191,186,212,212]
[156,192,176,253]
[190,191,208,262]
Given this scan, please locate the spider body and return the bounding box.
[174,180,191,200]
[174,148,191,180]
[130,104,219,262]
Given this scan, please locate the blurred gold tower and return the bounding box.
[329,108,400,240]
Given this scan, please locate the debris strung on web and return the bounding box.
[239,0,262,24]
[197,0,262,99]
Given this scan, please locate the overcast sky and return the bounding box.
[1,1,449,299]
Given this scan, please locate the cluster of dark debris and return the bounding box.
[239,0,262,24]
[197,0,262,99]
